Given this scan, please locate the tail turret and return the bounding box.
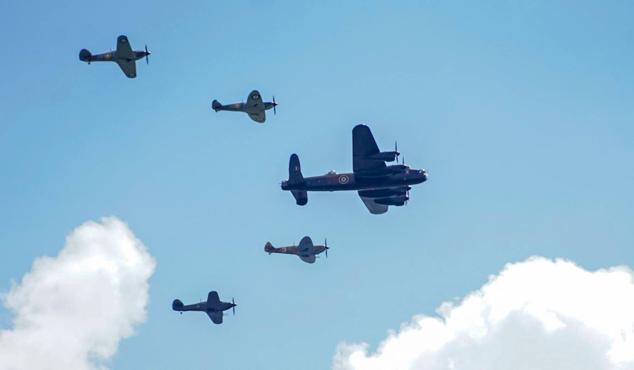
[265,242,275,254]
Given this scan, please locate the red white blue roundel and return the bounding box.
[338,175,350,184]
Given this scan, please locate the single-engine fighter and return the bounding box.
[79,35,150,78]
[212,90,277,123]
[265,236,329,264]
[172,291,236,325]
[281,124,428,214]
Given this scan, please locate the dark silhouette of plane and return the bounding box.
[265,236,328,264]
[212,90,277,123]
[79,35,150,78]
[172,291,236,325]
[281,124,428,214]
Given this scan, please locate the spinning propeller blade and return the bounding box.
[325,238,328,258]
[395,141,400,161]
[145,45,151,64]
[273,96,277,115]
[232,298,236,315]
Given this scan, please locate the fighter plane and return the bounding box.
[211,90,277,123]
[265,236,329,264]
[79,35,150,78]
[281,124,428,214]
[172,291,236,325]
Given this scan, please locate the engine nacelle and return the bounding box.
[374,195,408,206]
[369,151,399,162]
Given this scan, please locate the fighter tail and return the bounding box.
[288,154,307,205]
[79,49,92,63]
[211,100,222,112]
[172,299,184,311]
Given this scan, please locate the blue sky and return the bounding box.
[1,1,633,369]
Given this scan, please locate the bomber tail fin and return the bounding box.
[212,100,222,112]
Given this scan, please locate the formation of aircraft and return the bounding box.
[212,90,278,123]
[281,124,428,214]
[172,291,236,324]
[265,236,329,264]
[79,35,430,327]
[79,35,150,78]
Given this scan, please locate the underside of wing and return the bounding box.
[298,236,313,252]
[353,124,386,174]
[207,311,223,324]
[115,35,134,59]
[248,111,265,123]
[359,194,389,215]
[116,60,137,78]
[246,90,263,108]
[207,291,220,307]
[299,255,316,264]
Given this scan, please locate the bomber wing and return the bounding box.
[207,311,223,324]
[358,194,389,215]
[353,124,386,174]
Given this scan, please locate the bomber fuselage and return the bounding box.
[281,168,427,192]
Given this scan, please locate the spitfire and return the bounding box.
[212,90,277,123]
[79,35,150,78]
[281,124,428,214]
[172,291,236,325]
[265,236,329,264]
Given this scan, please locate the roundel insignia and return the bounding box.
[338,175,349,184]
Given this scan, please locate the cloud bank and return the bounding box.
[333,257,634,370]
[0,217,156,370]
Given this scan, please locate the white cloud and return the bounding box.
[0,217,156,370]
[333,257,634,370]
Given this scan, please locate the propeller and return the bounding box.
[324,238,328,258]
[272,96,277,115]
[394,141,400,162]
[232,298,236,315]
[144,45,151,64]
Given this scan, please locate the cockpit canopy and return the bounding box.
[326,170,337,175]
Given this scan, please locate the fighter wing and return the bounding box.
[248,111,266,123]
[115,35,134,59]
[207,291,220,307]
[207,311,223,324]
[298,236,313,253]
[353,124,386,174]
[246,90,264,109]
[299,255,316,264]
[358,194,389,215]
[116,60,137,78]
